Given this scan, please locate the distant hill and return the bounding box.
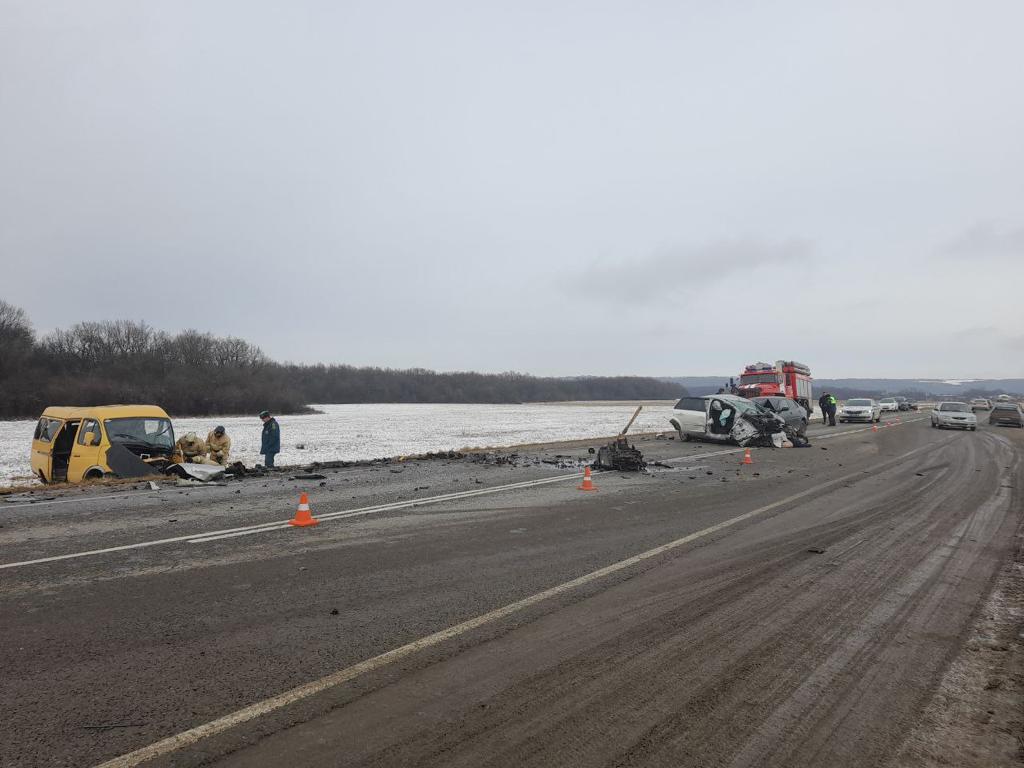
[661,376,1024,399]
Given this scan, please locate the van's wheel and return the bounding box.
[84,469,104,481]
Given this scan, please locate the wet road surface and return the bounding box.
[1,415,1021,767]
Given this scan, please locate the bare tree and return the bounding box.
[0,299,35,378]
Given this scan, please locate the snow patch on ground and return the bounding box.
[0,402,678,487]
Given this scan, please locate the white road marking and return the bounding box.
[94,440,938,768]
[186,473,591,543]
[2,417,929,568]
[189,475,593,540]
[2,490,162,510]
[0,471,589,568]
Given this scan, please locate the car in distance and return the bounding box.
[930,402,977,431]
[839,398,882,423]
[749,396,809,434]
[970,398,992,411]
[878,397,900,413]
[989,402,1024,428]
[893,396,912,411]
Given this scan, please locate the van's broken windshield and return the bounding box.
[103,417,174,450]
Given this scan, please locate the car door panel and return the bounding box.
[68,418,103,481]
[673,397,709,434]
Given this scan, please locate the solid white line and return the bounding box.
[187,473,587,544]
[5,418,929,567]
[2,490,163,510]
[187,525,292,543]
[0,471,589,569]
[660,447,742,464]
[94,440,936,768]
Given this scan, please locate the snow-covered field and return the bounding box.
[0,402,678,487]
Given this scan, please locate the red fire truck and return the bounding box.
[736,360,814,413]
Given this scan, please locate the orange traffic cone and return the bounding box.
[289,492,319,527]
[741,448,753,465]
[872,424,878,432]
[578,466,597,491]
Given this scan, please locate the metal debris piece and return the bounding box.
[105,444,162,479]
[595,406,646,472]
[165,463,227,482]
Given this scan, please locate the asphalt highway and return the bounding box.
[1,413,1021,767]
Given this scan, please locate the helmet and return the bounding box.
[214,426,225,436]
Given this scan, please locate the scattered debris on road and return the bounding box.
[595,406,647,471]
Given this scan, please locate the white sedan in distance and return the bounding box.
[878,397,900,412]
[839,398,882,423]
[931,402,978,431]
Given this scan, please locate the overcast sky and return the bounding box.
[2,1,1022,379]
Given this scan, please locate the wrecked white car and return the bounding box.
[669,394,804,447]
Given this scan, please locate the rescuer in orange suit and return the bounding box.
[206,426,231,465]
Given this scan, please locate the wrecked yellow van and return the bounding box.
[30,405,176,484]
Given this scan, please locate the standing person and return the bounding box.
[827,393,838,426]
[206,425,231,465]
[818,393,830,425]
[259,410,280,468]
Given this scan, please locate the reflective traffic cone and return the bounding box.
[578,466,597,491]
[289,492,319,527]
[872,424,878,432]
[741,448,753,465]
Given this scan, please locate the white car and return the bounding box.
[669,394,783,444]
[878,397,899,413]
[839,398,882,423]
[931,402,977,431]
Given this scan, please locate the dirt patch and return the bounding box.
[891,547,1024,766]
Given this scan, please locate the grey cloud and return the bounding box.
[2,2,1024,378]
[1002,334,1024,352]
[577,238,813,300]
[940,222,1024,260]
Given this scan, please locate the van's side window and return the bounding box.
[78,419,101,446]
[34,418,62,442]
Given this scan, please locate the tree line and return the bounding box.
[0,300,684,419]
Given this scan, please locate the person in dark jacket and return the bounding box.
[818,393,830,425]
[826,393,838,426]
[259,410,281,468]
